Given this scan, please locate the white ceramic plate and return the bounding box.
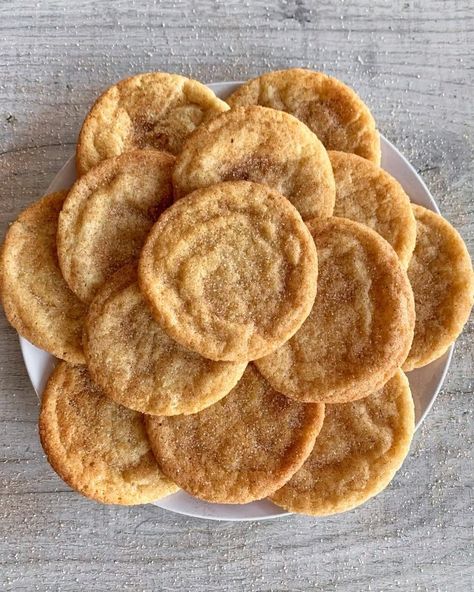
[19,81,453,521]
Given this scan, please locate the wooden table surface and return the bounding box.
[1,1,472,590]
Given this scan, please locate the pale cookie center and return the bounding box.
[168,213,292,330]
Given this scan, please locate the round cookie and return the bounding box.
[146,364,325,504]
[227,68,381,164]
[403,205,474,371]
[329,150,416,268]
[173,106,335,220]
[255,217,415,403]
[138,181,318,362]
[0,192,86,363]
[39,362,178,505]
[84,264,247,416]
[270,370,414,516]
[58,150,175,303]
[76,72,229,175]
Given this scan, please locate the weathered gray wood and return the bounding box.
[0,1,473,590]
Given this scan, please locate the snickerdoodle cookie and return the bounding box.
[139,181,318,362]
[84,264,246,415]
[329,150,416,267]
[58,150,174,303]
[173,106,335,220]
[146,364,324,504]
[227,69,381,164]
[76,72,229,175]
[403,205,473,371]
[39,362,179,505]
[271,370,414,515]
[0,191,86,363]
[256,217,415,403]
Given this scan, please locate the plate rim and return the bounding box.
[18,79,453,521]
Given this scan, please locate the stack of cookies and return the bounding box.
[2,70,473,515]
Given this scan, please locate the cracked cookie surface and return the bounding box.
[139,181,318,362]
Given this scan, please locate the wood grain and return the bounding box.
[0,1,472,590]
